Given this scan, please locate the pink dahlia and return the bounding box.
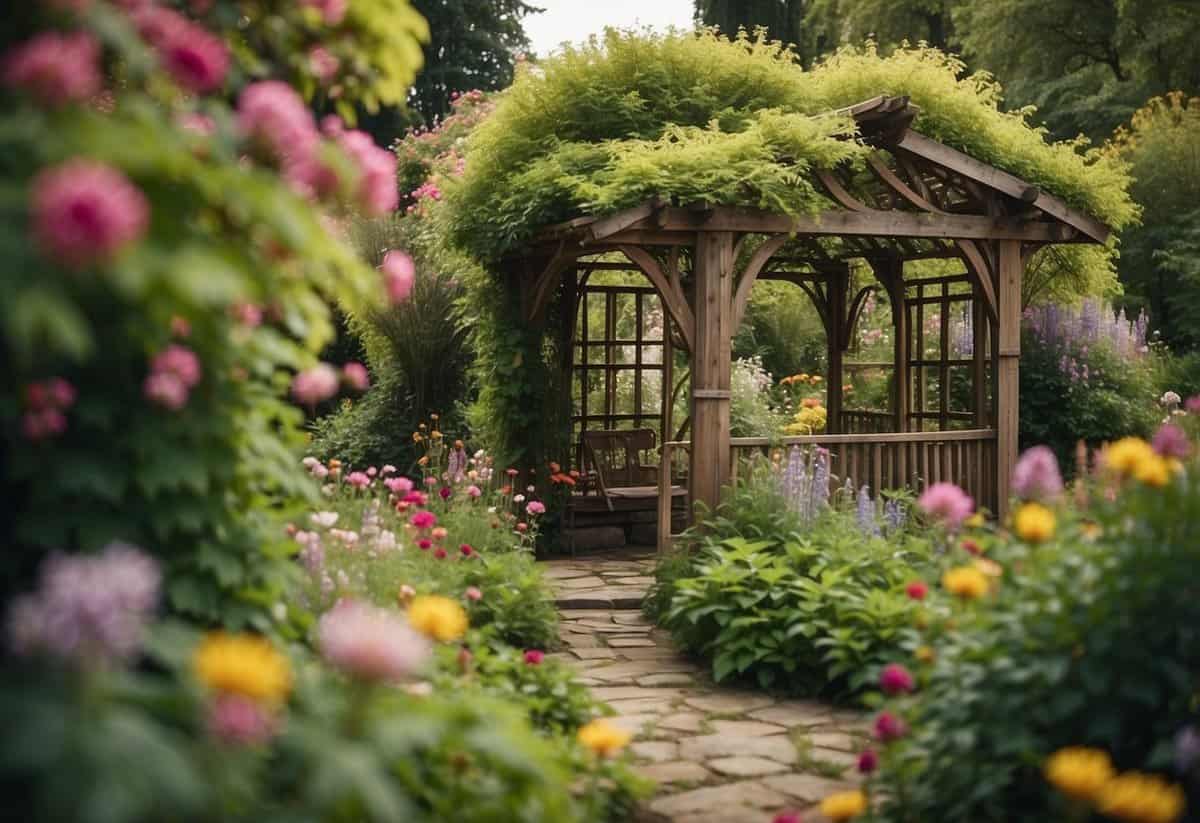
[291,363,339,406]
[237,81,318,163]
[337,129,398,215]
[879,663,915,695]
[318,599,430,682]
[385,476,414,495]
[342,362,370,392]
[151,345,202,388]
[381,250,415,303]
[874,711,907,742]
[905,580,928,601]
[31,160,149,269]
[1011,446,1063,501]
[1152,423,1191,460]
[917,482,973,530]
[207,693,278,746]
[3,31,102,108]
[300,0,348,25]
[523,650,544,665]
[143,371,188,411]
[409,511,436,530]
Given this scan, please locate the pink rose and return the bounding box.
[874,711,907,742]
[31,160,149,268]
[342,362,370,392]
[291,364,339,406]
[3,31,102,107]
[151,345,202,389]
[237,81,318,163]
[381,250,415,303]
[336,129,397,215]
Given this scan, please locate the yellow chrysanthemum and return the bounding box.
[942,566,989,600]
[965,512,987,529]
[1133,454,1170,488]
[1014,502,1056,543]
[408,595,468,642]
[819,789,868,821]
[1044,747,1114,803]
[577,719,632,758]
[1096,771,1186,823]
[1103,438,1156,476]
[193,632,292,704]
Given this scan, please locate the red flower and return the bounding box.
[857,749,879,774]
[961,538,982,556]
[905,580,928,600]
[433,548,447,559]
[417,539,432,551]
[523,650,544,665]
[439,486,452,500]
[459,544,474,558]
[879,663,915,695]
[874,711,907,742]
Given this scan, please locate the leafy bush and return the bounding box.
[651,473,930,697]
[864,439,1200,822]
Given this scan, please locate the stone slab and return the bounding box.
[678,734,799,765]
[592,686,687,702]
[571,647,617,660]
[684,693,776,714]
[630,741,679,763]
[760,773,857,804]
[747,702,834,728]
[709,720,787,738]
[637,673,697,687]
[707,756,792,778]
[648,781,790,817]
[640,761,712,785]
[609,637,658,648]
[656,712,709,734]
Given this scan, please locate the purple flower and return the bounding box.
[1152,423,1191,460]
[7,543,160,668]
[1011,446,1063,501]
[917,482,974,530]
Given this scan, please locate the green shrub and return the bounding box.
[865,442,1200,822]
[652,474,931,697]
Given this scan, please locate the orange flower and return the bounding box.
[549,461,561,473]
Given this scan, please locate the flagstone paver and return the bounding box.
[543,551,867,823]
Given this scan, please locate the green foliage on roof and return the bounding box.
[443,29,1138,261]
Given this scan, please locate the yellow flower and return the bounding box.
[942,566,989,599]
[193,633,292,704]
[811,375,823,384]
[1133,454,1170,487]
[1081,521,1103,541]
[577,719,632,757]
[431,430,443,439]
[965,512,986,529]
[408,595,468,642]
[915,645,935,663]
[974,557,1003,579]
[819,789,867,821]
[1014,502,1056,543]
[412,432,423,442]
[1096,771,1186,823]
[1044,747,1115,803]
[1103,437,1156,476]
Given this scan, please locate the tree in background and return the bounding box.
[694,0,810,52]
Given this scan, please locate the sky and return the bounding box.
[523,0,695,58]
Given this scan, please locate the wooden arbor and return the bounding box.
[510,96,1112,521]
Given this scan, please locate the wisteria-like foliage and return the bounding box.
[776,445,831,525]
[1024,298,1150,383]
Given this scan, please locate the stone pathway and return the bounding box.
[544,552,867,823]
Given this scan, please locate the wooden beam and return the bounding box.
[730,235,789,333]
[618,245,695,353]
[867,153,943,213]
[956,239,999,325]
[654,206,1074,243]
[995,240,1022,519]
[826,268,847,434]
[815,168,870,211]
[689,231,735,514]
[526,248,576,323]
[897,131,1111,244]
[588,198,665,240]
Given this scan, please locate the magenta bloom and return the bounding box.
[207,693,278,746]
[905,580,928,601]
[318,600,430,683]
[342,362,370,392]
[158,20,228,93]
[301,0,349,25]
[771,814,801,823]
[151,345,202,389]
[525,500,546,516]
[144,371,189,411]
[291,364,339,406]
[237,81,318,162]
[385,476,414,495]
[402,491,428,507]
[381,250,416,304]
[346,471,370,490]
[1011,446,1063,501]
[523,650,545,665]
[439,486,452,501]
[857,749,879,774]
[1187,395,1200,414]
[917,482,973,530]
[417,539,432,551]
[22,408,67,441]
[879,663,915,695]
[337,129,398,215]
[410,511,436,530]
[31,160,149,269]
[3,31,102,107]
[459,544,474,558]
[874,711,907,742]
[1152,423,1191,460]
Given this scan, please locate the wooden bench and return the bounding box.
[580,428,687,513]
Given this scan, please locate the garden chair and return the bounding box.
[580,428,686,512]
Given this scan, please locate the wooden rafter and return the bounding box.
[731,234,790,332]
[617,244,695,353]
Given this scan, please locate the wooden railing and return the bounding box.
[658,428,997,552]
[839,410,894,434]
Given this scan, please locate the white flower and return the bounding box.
[513,494,525,503]
[302,456,319,468]
[375,530,397,552]
[1161,391,1182,407]
[272,602,288,622]
[321,484,335,497]
[311,464,329,479]
[473,449,485,459]
[487,506,497,514]
[311,511,339,528]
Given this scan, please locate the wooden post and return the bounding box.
[826,268,847,434]
[996,240,1022,518]
[689,231,734,513]
[972,284,987,427]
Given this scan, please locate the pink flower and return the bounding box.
[523,650,544,665]
[336,129,397,215]
[431,527,448,542]
[439,486,452,501]
[237,81,318,163]
[1011,446,1063,501]
[402,491,428,507]
[417,539,432,551]
[231,302,262,327]
[879,663,915,695]
[515,522,528,533]
[857,749,879,774]
[423,476,439,488]
[465,586,482,601]
[143,371,188,411]
[433,547,447,559]
[410,511,436,530]
[466,485,481,498]
[1187,395,1200,414]
[385,476,414,495]
[158,19,228,93]
[459,544,474,558]
[300,0,348,25]
[874,711,907,742]
[341,362,370,391]
[207,693,278,746]
[346,471,371,490]
[151,345,202,389]
[772,814,801,823]
[3,32,102,107]
[381,250,416,304]
[22,408,67,441]
[917,482,973,530]
[308,46,340,84]
[318,599,430,682]
[381,464,396,475]
[1152,423,1191,460]
[291,364,339,406]
[905,580,928,601]
[525,501,546,516]
[31,160,149,268]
